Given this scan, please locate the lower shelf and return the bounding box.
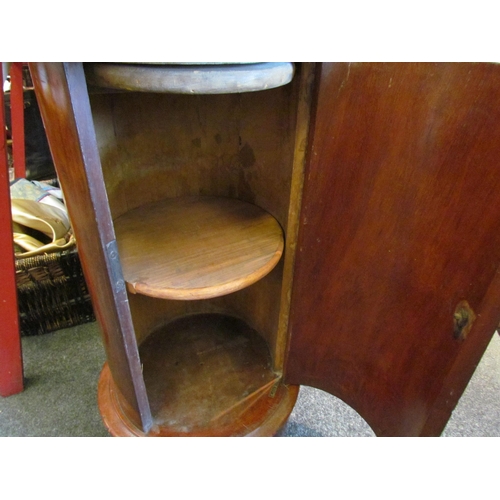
[98,313,299,436]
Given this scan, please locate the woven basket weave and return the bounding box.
[15,248,95,336]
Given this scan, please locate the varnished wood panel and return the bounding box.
[29,63,153,431]
[88,82,297,228]
[285,63,500,436]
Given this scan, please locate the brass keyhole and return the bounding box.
[453,300,476,341]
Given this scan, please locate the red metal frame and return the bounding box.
[0,63,24,396]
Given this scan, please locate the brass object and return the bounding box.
[453,300,476,341]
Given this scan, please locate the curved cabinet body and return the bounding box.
[31,62,312,436]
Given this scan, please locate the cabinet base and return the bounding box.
[98,363,299,437]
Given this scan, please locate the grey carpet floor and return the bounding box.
[1,320,499,437]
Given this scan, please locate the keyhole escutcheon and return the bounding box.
[453,300,476,341]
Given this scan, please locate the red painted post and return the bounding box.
[10,62,26,179]
[0,64,24,396]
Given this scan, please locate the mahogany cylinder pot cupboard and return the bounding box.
[30,62,500,437]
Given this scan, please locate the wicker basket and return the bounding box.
[15,248,95,336]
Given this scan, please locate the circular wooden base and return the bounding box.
[98,363,299,437]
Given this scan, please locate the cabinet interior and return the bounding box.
[85,63,311,434]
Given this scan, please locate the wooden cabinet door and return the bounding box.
[285,63,500,436]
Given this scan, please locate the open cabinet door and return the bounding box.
[285,63,500,436]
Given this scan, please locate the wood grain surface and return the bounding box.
[29,63,153,431]
[285,62,500,436]
[114,196,284,299]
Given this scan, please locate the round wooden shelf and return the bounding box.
[84,62,295,94]
[114,196,284,300]
[98,314,299,436]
